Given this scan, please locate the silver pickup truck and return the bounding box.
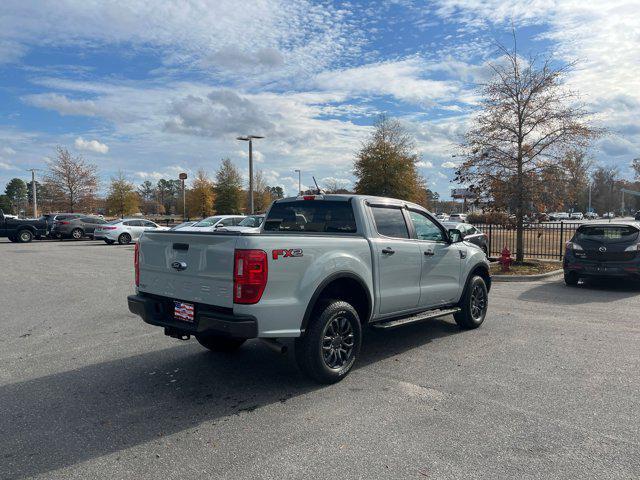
[128,194,491,383]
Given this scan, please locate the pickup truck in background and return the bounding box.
[0,209,48,243]
[128,195,491,383]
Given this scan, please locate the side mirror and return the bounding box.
[449,228,463,243]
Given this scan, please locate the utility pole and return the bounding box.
[294,169,301,195]
[26,168,39,218]
[588,182,592,215]
[236,135,264,214]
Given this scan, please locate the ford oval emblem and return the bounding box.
[171,261,188,271]
[598,246,607,253]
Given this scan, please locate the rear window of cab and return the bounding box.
[264,201,357,233]
[574,225,639,243]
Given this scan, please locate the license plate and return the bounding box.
[174,301,195,323]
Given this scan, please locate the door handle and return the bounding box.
[424,250,434,256]
[381,247,395,255]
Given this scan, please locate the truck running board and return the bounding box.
[371,307,461,330]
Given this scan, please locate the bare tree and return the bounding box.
[456,33,601,261]
[45,147,99,212]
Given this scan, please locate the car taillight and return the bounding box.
[103,226,117,230]
[233,249,268,304]
[134,242,140,287]
[565,241,583,251]
[57,221,70,225]
[624,244,640,252]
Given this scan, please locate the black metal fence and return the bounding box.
[471,222,583,260]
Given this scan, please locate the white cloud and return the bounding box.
[75,137,109,154]
[441,161,457,168]
[2,147,16,155]
[23,93,99,116]
[0,161,17,170]
[416,160,434,168]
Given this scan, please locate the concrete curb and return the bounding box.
[491,269,564,282]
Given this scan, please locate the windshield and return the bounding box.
[264,200,356,233]
[238,215,264,227]
[574,225,639,244]
[193,216,223,227]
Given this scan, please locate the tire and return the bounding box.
[71,228,84,240]
[118,232,132,245]
[196,335,246,352]
[295,299,362,384]
[564,271,579,286]
[454,275,488,329]
[104,239,115,245]
[17,229,34,243]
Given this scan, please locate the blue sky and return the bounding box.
[1,1,639,198]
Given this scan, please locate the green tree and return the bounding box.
[214,158,243,214]
[106,171,140,217]
[268,186,284,199]
[186,169,215,218]
[0,194,11,213]
[4,178,28,214]
[353,115,425,202]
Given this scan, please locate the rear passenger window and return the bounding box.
[371,207,409,239]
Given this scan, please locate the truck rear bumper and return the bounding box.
[127,294,258,338]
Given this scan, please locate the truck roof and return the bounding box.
[275,194,431,212]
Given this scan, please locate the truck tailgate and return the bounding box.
[137,232,238,308]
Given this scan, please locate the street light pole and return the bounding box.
[588,182,592,215]
[237,135,264,214]
[294,169,301,195]
[179,172,188,221]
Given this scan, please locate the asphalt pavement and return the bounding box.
[1,239,639,479]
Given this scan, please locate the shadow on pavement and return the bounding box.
[0,317,460,479]
[517,277,640,305]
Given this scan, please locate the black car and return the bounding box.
[563,223,640,285]
[442,221,488,256]
[52,215,107,239]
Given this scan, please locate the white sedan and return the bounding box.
[94,219,169,245]
[174,215,245,232]
[217,214,264,233]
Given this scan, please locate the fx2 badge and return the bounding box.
[272,248,303,260]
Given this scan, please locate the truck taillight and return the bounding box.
[233,249,268,304]
[134,242,140,287]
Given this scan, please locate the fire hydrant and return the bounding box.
[499,246,512,272]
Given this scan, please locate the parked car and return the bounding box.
[564,222,640,285]
[218,214,265,232]
[442,222,488,256]
[42,213,84,238]
[128,194,491,384]
[435,213,450,221]
[602,212,616,219]
[174,215,245,232]
[570,212,584,220]
[94,219,169,245]
[635,211,640,221]
[170,221,197,230]
[449,213,467,222]
[549,212,570,220]
[0,209,48,243]
[585,212,599,220]
[52,215,108,239]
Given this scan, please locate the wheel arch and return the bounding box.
[466,262,492,293]
[301,272,373,333]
